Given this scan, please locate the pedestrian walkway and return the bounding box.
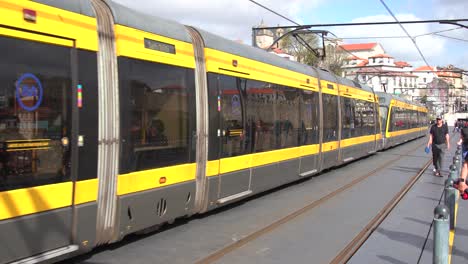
[348,132,468,264]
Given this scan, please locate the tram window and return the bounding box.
[322,94,338,142]
[118,57,195,173]
[299,90,319,145]
[390,107,407,132]
[77,50,98,181]
[379,106,388,133]
[0,36,72,191]
[389,107,396,132]
[375,103,381,134]
[341,97,356,139]
[275,85,299,148]
[218,75,248,158]
[357,101,375,136]
[412,110,419,128]
[246,80,275,153]
[207,73,220,160]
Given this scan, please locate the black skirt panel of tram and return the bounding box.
[118,181,196,238]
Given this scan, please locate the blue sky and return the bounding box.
[113,0,468,70]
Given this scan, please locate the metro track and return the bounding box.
[196,141,430,264]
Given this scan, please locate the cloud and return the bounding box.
[112,0,322,44]
[433,0,468,19]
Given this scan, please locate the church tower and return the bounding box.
[255,20,274,49]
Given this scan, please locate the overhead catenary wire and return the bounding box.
[379,0,431,67]
[248,0,467,79]
[247,0,361,60]
[340,26,463,40]
[434,34,468,43]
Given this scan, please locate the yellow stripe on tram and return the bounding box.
[0,182,73,221]
[117,163,197,196]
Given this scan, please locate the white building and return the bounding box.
[339,43,385,61]
[340,43,417,99]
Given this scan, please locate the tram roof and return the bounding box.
[32,0,96,17]
[375,92,425,108]
[33,0,319,78]
[32,0,193,43]
[195,28,319,78]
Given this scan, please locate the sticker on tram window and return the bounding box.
[15,73,43,112]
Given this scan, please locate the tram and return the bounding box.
[0,1,428,263]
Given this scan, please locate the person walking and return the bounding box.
[427,116,450,177]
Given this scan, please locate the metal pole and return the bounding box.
[433,204,449,264]
[444,179,456,230]
[454,155,461,176]
[456,150,463,176]
[449,164,457,182]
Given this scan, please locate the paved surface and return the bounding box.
[350,131,468,264]
[69,136,432,264]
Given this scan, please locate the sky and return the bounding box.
[112,0,468,70]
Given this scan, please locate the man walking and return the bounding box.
[427,117,450,176]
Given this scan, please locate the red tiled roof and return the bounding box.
[437,71,462,78]
[271,47,285,54]
[357,59,368,67]
[414,66,436,72]
[339,43,377,51]
[369,53,393,58]
[395,61,411,67]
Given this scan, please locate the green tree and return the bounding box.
[320,44,347,76]
[420,95,428,105]
[280,30,320,66]
[280,32,346,76]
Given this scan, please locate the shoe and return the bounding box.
[433,168,437,173]
[435,171,442,177]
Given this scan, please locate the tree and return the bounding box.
[319,44,347,76]
[280,30,320,66]
[280,32,347,76]
[420,95,428,105]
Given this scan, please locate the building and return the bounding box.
[414,65,465,114]
[338,43,384,61]
[254,21,296,61]
[340,43,417,98]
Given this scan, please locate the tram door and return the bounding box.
[0,33,78,263]
[214,75,252,204]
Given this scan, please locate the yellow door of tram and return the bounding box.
[0,29,79,263]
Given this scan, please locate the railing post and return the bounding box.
[449,164,457,182]
[433,204,449,264]
[444,179,456,230]
[454,155,461,176]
